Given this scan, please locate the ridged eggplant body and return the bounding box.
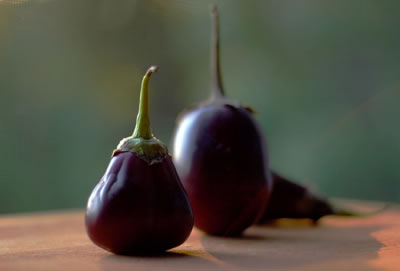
[86,151,194,254]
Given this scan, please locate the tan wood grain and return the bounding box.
[0,201,398,271]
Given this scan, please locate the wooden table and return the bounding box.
[0,200,398,271]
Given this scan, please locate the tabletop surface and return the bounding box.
[0,200,398,271]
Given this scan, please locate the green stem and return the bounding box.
[210,4,225,99]
[132,66,159,139]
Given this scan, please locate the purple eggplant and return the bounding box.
[259,172,334,223]
[172,6,271,236]
[259,172,366,223]
[85,66,193,255]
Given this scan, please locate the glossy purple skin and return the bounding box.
[85,152,194,255]
[173,103,271,236]
[258,172,334,223]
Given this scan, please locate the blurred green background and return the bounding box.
[0,0,399,214]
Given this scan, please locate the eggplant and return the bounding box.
[259,172,334,223]
[85,66,194,255]
[172,6,271,236]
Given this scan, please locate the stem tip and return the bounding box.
[146,66,159,77]
[210,4,218,15]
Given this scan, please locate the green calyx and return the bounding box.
[113,66,169,163]
[113,136,168,164]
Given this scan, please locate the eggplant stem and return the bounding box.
[133,66,159,139]
[209,4,225,99]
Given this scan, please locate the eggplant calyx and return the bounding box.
[113,136,168,164]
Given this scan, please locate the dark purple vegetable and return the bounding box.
[259,172,335,223]
[259,172,374,223]
[172,6,271,236]
[85,66,194,255]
